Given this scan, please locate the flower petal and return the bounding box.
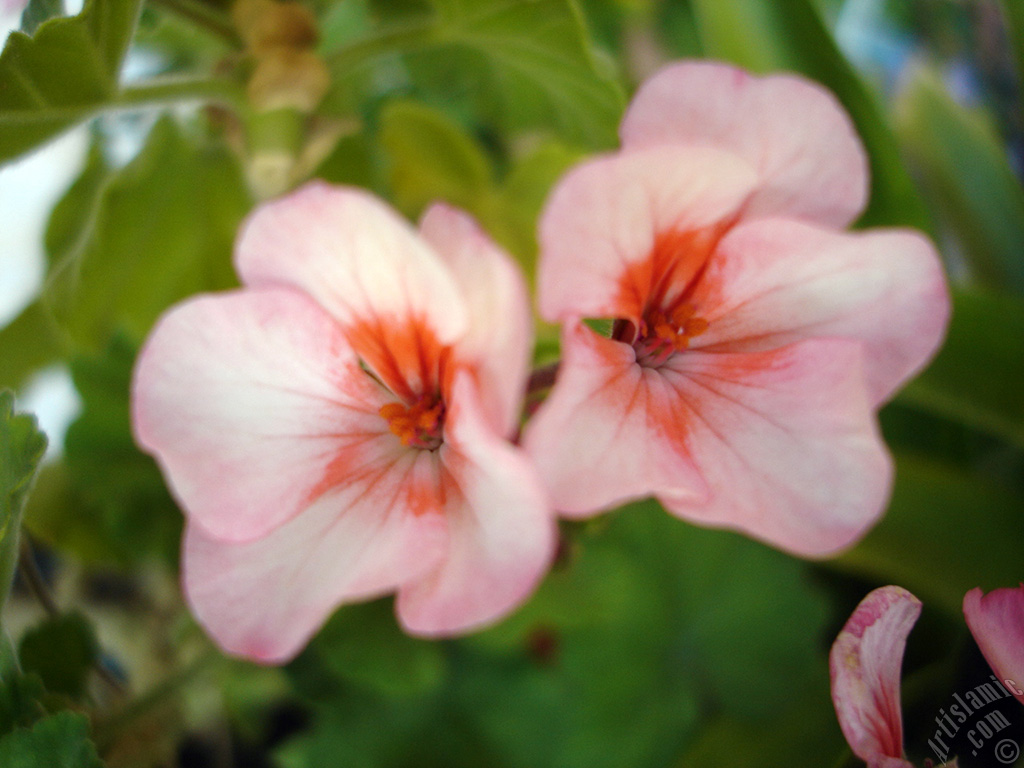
[418,203,532,436]
[234,181,468,398]
[690,218,950,404]
[182,450,449,664]
[396,374,556,635]
[133,288,393,542]
[620,60,869,227]
[830,586,921,766]
[659,339,893,557]
[522,321,707,516]
[537,146,757,325]
[964,586,1024,705]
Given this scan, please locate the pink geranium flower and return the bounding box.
[133,183,555,663]
[830,586,921,768]
[524,61,949,556]
[964,585,1024,705]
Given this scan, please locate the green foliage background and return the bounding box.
[0,0,1022,766]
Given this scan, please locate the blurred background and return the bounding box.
[1,0,1023,766]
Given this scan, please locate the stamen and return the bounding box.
[633,302,709,367]
[380,397,445,450]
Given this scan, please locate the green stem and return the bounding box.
[95,648,221,751]
[149,0,241,46]
[116,76,249,113]
[0,77,249,128]
[17,537,127,698]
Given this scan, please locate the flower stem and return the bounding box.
[94,648,221,751]
[18,536,127,698]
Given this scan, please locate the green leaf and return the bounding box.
[60,337,181,567]
[376,99,581,281]
[894,66,1024,294]
[296,599,446,698]
[0,0,143,165]
[675,694,847,768]
[1001,0,1024,91]
[899,289,1024,448]
[18,614,99,700]
[686,0,931,230]
[0,303,66,393]
[43,118,251,349]
[20,0,65,36]
[327,0,625,148]
[833,453,1024,615]
[0,392,47,618]
[379,99,492,217]
[0,711,103,768]
[0,672,47,735]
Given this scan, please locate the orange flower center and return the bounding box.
[633,303,709,367]
[379,397,445,450]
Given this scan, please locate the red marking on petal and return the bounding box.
[347,313,447,402]
[612,227,723,322]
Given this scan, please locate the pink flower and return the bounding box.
[132,183,556,663]
[964,585,1024,705]
[523,61,949,556]
[830,586,920,768]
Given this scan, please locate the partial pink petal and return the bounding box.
[522,321,707,516]
[830,586,921,766]
[234,182,468,397]
[183,452,449,663]
[419,203,532,436]
[660,339,893,557]
[537,146,757,325]
[690,218,950,404]
[620,60,869,227]
[133,289,393,542]
[396,374,556,635]
[964,586,1024,705]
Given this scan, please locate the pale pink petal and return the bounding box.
[418,203,532,436]
[521,321,707,516]
[620,60,869,228]
[689,218,950,404]
[396,374,556,635]
[964,586,1024,705]
[234,181,468,397]
[537,146,757,325]
[133,289,393,542]
[830,586,921,766]
[183,450,449,663]
[659,339,893,557]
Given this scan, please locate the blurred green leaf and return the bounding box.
[686,0,931,230]
[379,99,492,216]
[377,99,580,280]
[19,0,64,35]
[327,0,625,148]
[43,118,250,349]
[833,453,1024,614]
[0,672,47,735]
[60,337,181,567]
[0,303,66,393]
[0,711,103,768]
[895,66,1024,294]
[0,392,47,618]
[900,289,1024,448]
[675,693,847,768]
[298,599,447,699]
[1001,0,1024,89]
[0,0,143,165]
[18,614,99,700]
